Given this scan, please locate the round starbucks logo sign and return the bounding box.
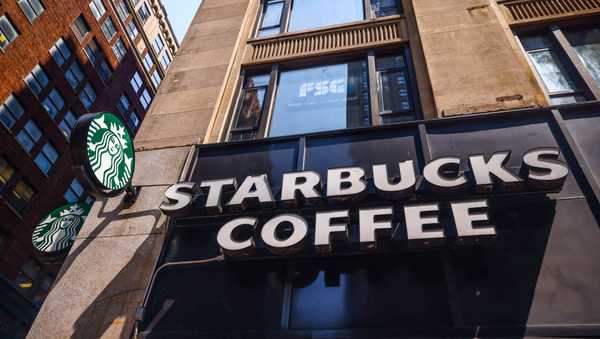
[86,113,134,191]
[32,203,91,256]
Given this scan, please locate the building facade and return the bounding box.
[29,0,600,338]
[0,0,176,337]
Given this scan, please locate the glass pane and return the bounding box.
[289,0,364,32]
[57,38,71,60]
[235,88,266,129]
[269,61,370,137]
[25,74,42,95]
[65,111,76,126]
[59,120,72,138]
[0,107,16,129]
[566,27,600,86]
[528,50,578,94]
[245,74,270,88]
[71,179,84,196]
[262,1,284,28]
[0,157,14,185]
[379,69,411,113]
[33,65,49,88]
[31,0,45,15]
[42,97,58,117]
[25,121,41,142]
[0,16,18,42]
[6,95,24,118]
[376,54,405,71]
[64,189,78,203]
[42,143,58,163]
[16,131,34,153]
[10,180,34,212]
[18,0,36,22]
[258,27,281,38]
[371,0,399,17]
[520,34,553,51]
[34,153,52,174]
[549,94,587,105]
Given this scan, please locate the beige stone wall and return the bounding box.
[27,1,251,338]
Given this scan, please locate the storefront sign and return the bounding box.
[71,112,135,197]
[32,203,91,259]
[160,148,568,258]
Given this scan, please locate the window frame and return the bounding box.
[17,0,45,23]
[0,15,20,51]
[226,45,421,141]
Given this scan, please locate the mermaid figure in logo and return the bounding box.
[88,118,132,189]
[33,209,84,252]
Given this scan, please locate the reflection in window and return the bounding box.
[0,15,19,50]
[79,83,97,110]
[269,61,370,137]
[288,0,364,32]
[42,89,65,119]
[18,0,45,22]
[16,120,42,153]
[71,15,90,42]
[64,178,85,203]
[24,65,49,97]
[371,0,400,17]
[521,34,587,105]
[34,142,59,175]
[59,111,77,139]
[377,54,414,122]
[65,61,85,89]
[258,0,284,38]
[230,74,270,141]
[0,157,15,189]
[7,179,34,214]
[566,27,600,87]
[49,38,72,67]
[0,95,25,130]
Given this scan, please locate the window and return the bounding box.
[71,15,90,41]
[138,2,152,23]
[97,59,113,81]
[65,61,85,89]
[521,34,587,105]
[565,27,600,87]
[112,38,126,61]
[84,38,101,63]
[89,0,106,21]
[376,54,414,122]
[0,15,19,50]
[79,83,96,109]
[7,179,34,214]
[153,34,164,53]
[257,0,285,38]
[0,95,24,130]
[16,120,42,153]
[100,17,117,41]
[142,53,154,71]
[117,94,130,116]
[160,52,172,70]
[288,0,363,32]
[0,157,15,189]
[33,275,53,304]
[34,142,59,175]
[16,260,40,296]
[59,111,77,138]
[269,61,370,137]
[18,0,45,22]
[139,88,151,109]
[229,74,270,141]
[371,0,400,17]
[129,111,140,130]
[130,72,143,92]
[229,50,420,140]
[115,0,130,21]
[64,178,85,203]
[24,64,49,97]
[85,39,113,81]
[41,89,65,119]
[49,38,72,67]
[150,70,161,88]
[127,20,138,40]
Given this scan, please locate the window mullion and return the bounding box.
[258,65,279,138]
[225,71,247,142]
[363,0,372,20]
[549,25,600,101]
[367,51,381,126]
[281,0,292,34]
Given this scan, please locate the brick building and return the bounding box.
[0,0,176,337]
[26,0,600,338]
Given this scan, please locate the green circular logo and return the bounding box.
[32,203,91,255]
[86,113,135,191]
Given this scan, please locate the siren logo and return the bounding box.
[87,113,134,190]
[32,203,91,255]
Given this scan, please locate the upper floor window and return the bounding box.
[16,120,42,153]
[521,33,588,105]
[65,61,86,89]
[112,37,127,61]
[89,0,107,21]
[0,15,19,50]
[79,83,97,109]
[85,38,113,81]
[139,88,151,110]
[0,157,15,189]
[138,2,152,23]
[115,0,130,21]
[41,89,65,119]
[228,50,419,140]
[153,34,164,53]
[565,27,600,87]
[160,52,172,70]
[59,111,77,138]
[6,179,34,214]
[150,70,161,88]
[0,95,25,130]
[100,17,117,41]
[127,20,139,40]
[15,259,40,296]
[64,178,85,203]
[129,111,140,130]
[18,0,45,23]
[142,53,154,71]
[117,94,130,116]
[34,142,59,175]
[71,15,91,42]
[256,0,401,38]
[130,72,143,92]
[49,38,72,67]
[24,64,49,97]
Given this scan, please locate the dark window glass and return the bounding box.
[127,20,139,39]
[258,0,284,37]
[41,89,65,119]
[230,74,270,141]
[34,142,59,175]
[15,259,40,296]
[0,157,15,189]
[115,0,130,21]
[24,65,49,97]
[288,0,364,32]
[100,17,117,41]
[79,83,96,109]
[18,0,45,22]
[64,178,85,203]
[16,120,42,153]
[521,34,588,105]
[59,111,77,138]
[0,95,25,130]
[138,3,151,23]
[7,179,34,214]
[371,0,400,17]
[0,15,19,50]
[377,54,414,121]
[565,27,600,87]
[269,61,370,137]
[65,61,85,89]
[71,15,90,41]
[129,111,140,130]
[49,38,72,67]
